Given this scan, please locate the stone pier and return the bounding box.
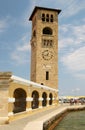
[0,72,12,124]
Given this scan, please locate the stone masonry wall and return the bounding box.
[0,72,12,117]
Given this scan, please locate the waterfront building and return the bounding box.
[0,6,61,122]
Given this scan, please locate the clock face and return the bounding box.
[42,50,53,60]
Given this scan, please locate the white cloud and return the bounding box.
[11,35,31,64]
[59,37,74,50]
[0,19,8,32]
[17,36,31,51]
[59,24,85,50]
[61,46,85,72]
[26,0,85,19]
[0,16,16,33]
[59,24,85,79]
[19,1,37,27]
[17,43,30,51]
[74,73,85,79]
[82,18,85,22]
[73,25,85,43]
[11,51,30,64]
[59,0,85,18]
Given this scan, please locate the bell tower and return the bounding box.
[29,6,61,89]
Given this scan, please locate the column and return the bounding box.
[39,91,43,109]
[0,72,12,117]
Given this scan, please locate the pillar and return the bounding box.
[0,72,12,117]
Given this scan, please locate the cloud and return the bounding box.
[0,19,8,32]
[11,51,29,64]
[75,73,85,80]
[17,35,31,51]
[19,1,37,27]
[59,24,85,50]
[17,43,30,51]
[59,22,85,79]
[11,34,31,64]
[59,0,85,18]
[61,46,85,72]
[0,16,17,34]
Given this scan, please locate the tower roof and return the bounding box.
[29,6,61,20]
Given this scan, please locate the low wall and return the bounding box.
[0,105,85,128]
[43,105,85,130]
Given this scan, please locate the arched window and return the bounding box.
[13,88,27,113]
[31,91,39,109]
[42,92,47,107]
[43,27,52,35]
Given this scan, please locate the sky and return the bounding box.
[0,0,85,96]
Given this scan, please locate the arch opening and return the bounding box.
[13,88,26,113]
[49,93,53,105]
[31,91,39,109]
[43,27,52,35]
[42,92,47,107]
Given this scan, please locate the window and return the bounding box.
[46,71,49,80]
[43,27,52,35]
[50,14,53,22]
[42,13,45,21]
[49,40,53,47]
[42,39,53,48]
[41,13,54,23]
[46,14,49,22]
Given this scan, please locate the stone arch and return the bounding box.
[42,92,47,107]
[13,88,27,113]
[43,27,52,35]
[49,93,53,105]
[31,90,39,109]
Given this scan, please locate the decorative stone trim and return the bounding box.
[39,97,43,101]
[8,97,15,103]
[47,98,50,100]
[26,97,33,101]
[11,75,58,92]
[8,112,14,116]
[52,97,55,100]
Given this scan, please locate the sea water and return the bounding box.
[53,110,85,130]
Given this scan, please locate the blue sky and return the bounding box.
[0,0,85,96]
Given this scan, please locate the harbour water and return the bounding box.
[53,110,85,130]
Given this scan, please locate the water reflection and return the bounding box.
[53,111,85,130]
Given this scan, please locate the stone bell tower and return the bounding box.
[29,6,61,89]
